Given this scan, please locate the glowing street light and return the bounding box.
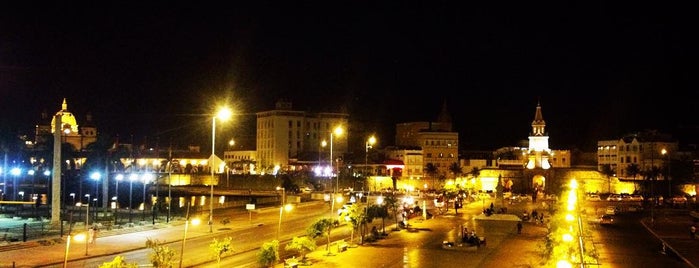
[329,126,343,217]
[661,148,671,197]
[365,135,376,178]
[210,107,232,233]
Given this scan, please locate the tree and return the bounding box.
[424,163,439,190]
[257,240,280,267]
[344,203,361,244]
[145,238,175,268]
[448,162,462,179]
[368,204,388,235]
[98,256,138,268]
[285,236,317,262]
[600,164,615,193]
[382,194,401,229]
[306,218,336,252]
[626,164,641,193]
[209,237,234,267]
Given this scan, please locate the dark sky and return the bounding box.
[1,2,697,152]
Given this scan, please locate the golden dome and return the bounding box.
[50,98,79,134]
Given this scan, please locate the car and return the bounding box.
[337,203,355,217]
[586,194,602,201]
[629,194,644,202]
[605,206,618,215]
[600,215,614,225]
[606,194,622,201]
[668,195,688,205]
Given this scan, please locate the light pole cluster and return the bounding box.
[209,107,232,233]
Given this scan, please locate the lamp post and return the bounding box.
[129,173,137,223]
[329,126,343,216]
[142,172,152,222]
[114,174,123,225]
[662,148,671,197]
[209,107,232,233]
[70,193,75,206]
[179,204,199,268]
[277,203,293,241]
[63,234,73,268]
[90,171,100,213]
[277,186,290,241]
[365,136,376,178]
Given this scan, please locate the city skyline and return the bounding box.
[1,3,697,151]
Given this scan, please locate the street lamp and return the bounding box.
[329,126,343,216]
[210,107,232,233]
[69,193,75,206]
[142,172,153,222]
[662,148,671,197]
[114,174,123,225]
[179,204,200,268]
[129,173,138,223]
[277,203,293,241]
[90,172,101,210]
[365,135,376,178]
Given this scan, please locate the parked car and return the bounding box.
[606,194,622,201]
[586,194,602,201]
[605,206,618,215]
[600,215,614,225]
[629,194,644,202]
[668,195,688,205]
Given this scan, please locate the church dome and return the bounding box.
[50,98,79,134]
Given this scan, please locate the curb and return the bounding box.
[640,218,697,268]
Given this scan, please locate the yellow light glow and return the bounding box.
[333,126,344,136]
[284,203,293,212]
[216,107,232,121]
[556,260,572,268]
[73,233,87,242]
[570,179,578,189]
[191,218,201,225]
[562,233,573,242]
[565,214,575,222]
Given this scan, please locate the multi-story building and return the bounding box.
[223,150,257,175]
[597,130,678,181]
[383,146,424,190]
[394,101,458,181]
[255,100,349,174]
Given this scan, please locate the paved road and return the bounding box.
[0,198,697,268]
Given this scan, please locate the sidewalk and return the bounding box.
[641,210,699,268]
[275,207,550,268]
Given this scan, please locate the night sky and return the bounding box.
[1,2,697,152]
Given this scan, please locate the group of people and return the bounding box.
[461,227,483,247]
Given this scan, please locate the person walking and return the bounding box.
[517,221,523,234]
[690,225,696,239]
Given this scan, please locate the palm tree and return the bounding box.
[382,194,401,229]
[448,162,462,179]
[424,163,439,190]
[600,164,615,193]
[626,164,640,192]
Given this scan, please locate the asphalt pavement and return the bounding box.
[0,200,697,268]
